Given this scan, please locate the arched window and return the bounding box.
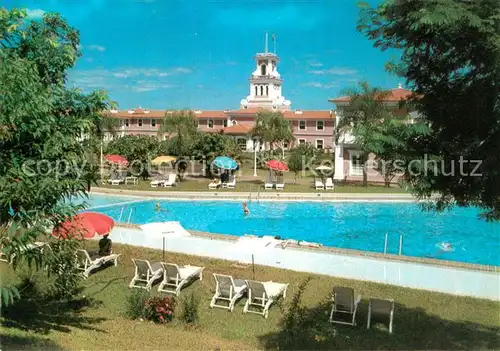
[265,85,269,96]
[260,86,264,96]
[254,86,258,96]
[261,64,266,76]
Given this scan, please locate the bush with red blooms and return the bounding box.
[144,296,176,323]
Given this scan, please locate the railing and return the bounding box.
[384,233,403,256]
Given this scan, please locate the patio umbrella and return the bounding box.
[105,154,128,166]
[266,160,289,172]
[151,155,177,165]
[52,212,115,239]
[213,156,238,170]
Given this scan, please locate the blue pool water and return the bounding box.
[86,195,500,266]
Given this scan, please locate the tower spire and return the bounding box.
[265,31,268,53]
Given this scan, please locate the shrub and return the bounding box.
[144,296,176,323]
[125,289,149,320]
[181,293,200,325]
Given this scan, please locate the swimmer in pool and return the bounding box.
[155,203,168,212]
[438,242,453,252]
[242,202,250,216]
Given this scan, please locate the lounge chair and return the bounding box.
[1,242,47,264]
[243,280,289,318]
[210,273,248,311]
[125,176,138,185]
[208,179,221,189]
[129,259,164,290]
[150,178,165,187]
[109,177,125,185]
[76,249,120,278]
[224,176,236,189]
[325,178,335,190]
[164,173,177,187]
[315,179,325,190]
[367,298,395,333]
[264,182,274,189]
[329,286,362,326]
[158,262,205,296]
[276,183,284,191]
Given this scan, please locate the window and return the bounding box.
[265,85,269,96]
[298,139,306,145]
[237,138,247,151]
[316,120,324,131]
[260,86,263,96]
[138,119,143,127]
[151,119,156,127]
[299,120,306,130]
[124,119,129,127]
[350,150,363,176]
[208,119,214,128]
[261,64,266,76]
[254,86,258,96]
[283,141,289,149]
[316,139,324,149]
[196,120,200,128]
[223,119,228,127]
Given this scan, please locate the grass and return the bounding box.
[98,168,407,194]
[1,243,499,350]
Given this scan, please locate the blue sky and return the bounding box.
[6,0,402,110]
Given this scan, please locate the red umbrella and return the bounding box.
[52,212,115,239]
[266,160,289,172]
[105,154,128,166]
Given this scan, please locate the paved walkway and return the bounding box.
[91,187,415,201]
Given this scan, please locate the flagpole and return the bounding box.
[265,31,268,53]
[273,34,276,54]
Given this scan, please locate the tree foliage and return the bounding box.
[158,110,199,157]
[358,0,500,219]
[0,8,112,306]
[251,110,294,158]
[288,144,318,183]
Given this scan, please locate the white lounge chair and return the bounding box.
[1,242,47,264]
[76,249,120,278]
[276,183,284,191]
[243,280,289,318]
[164,173,177,187]
[129,259,164,290]
[264,182,274,190]
[125,176,138,185]
[109,177,125,185]
[208,180,221,189]
[210,273,248,311]
[367,298,395,333]
[225,176,236,189]
[315,179,325,190]
[329,286,362,326]
[157,263,204,296]
[325,178,335,190]
[150,178,165,187]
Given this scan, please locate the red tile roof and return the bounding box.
[329,87,415,103]
[222,124,251,135]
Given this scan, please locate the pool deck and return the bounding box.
[111,223,500,300]
[91,187,416,202]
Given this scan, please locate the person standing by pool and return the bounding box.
[242,202,250,216]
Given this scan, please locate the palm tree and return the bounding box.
[158,109,199,156]
[336,81,392,187]
[251,110,294,159]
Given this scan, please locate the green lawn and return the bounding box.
[1,243,499,350]
[98,169,407,194]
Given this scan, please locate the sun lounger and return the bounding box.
[109,177,125,185]
[329,286,362,326]
[367,298,395,333]
[264,182,274,189]
[76,249,120,278]
[125,176,138,185]
[129,259,164,290]
[315,179,325,190]
[209,180,221,189]
[224,176,236,189]
[158,262,205,296]
[1,242,48,264]
[243,280,289,318]
[210,273,248,311]
[150,179,165,187]
[164,173,177,187]
[276,183,284,190]
[325,178,335,190]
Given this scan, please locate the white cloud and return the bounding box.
[308,67,357,75]
[303,82,339,89]
[307,60,323,68]
[87,45,106,52]
[172,67,192,74]
[26,9,46,19]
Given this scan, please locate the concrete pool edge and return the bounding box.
[91,188,416,202]
[111,224,500,301]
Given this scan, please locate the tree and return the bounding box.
[105,135,159,179]
[358,0,500,219]
[158,110,199,157]
[251,110,294,159]
[335,81,393,187]
[0,8,112,305]
[191,132,242,177]
[288,144,317,183]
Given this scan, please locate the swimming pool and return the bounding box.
[86,195,500,266]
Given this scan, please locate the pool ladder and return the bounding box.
[248,187,260,203]
[384,233,403,256]
[118,206,134,224]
